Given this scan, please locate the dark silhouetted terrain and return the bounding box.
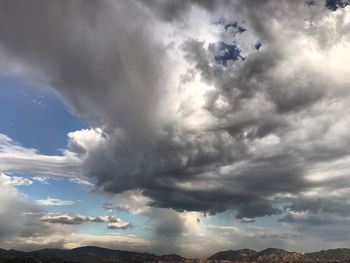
[2,246,350,262]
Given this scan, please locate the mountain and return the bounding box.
[305,248,350,261]
[0,246,186,263]
[68,246,163,262]
[208,248,306,262]
[208,248,257,261]
[3,246,350,262]
[252,248,305,263]
[207,247,350,262]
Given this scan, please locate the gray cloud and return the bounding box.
[1,0,350,229]
[40,213,132,230]
[0,0,166,133]
[136,0,221,22]
[0,174,66,246]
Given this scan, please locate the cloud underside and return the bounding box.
[40,213,132,230]
[0,0,350,245]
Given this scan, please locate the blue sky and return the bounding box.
[0,75,149,238]
[0,75,86,155]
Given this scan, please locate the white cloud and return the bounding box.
[35,198,75,206]
[68,178,93,186]
[0,133,82,177]
[0,129,104,180]
[32,176,50,184]
[1,174,32,186]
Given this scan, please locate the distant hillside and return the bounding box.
[0,246,185,263]
[252,248,305,262]
[208,248,257,261]
[208,247,350,262]
[305,248,350,261]
[2,246,350,262]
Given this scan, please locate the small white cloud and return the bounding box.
[1,174,32,186]
[36,198,75,206]
[68,178,93,186]
[32,176,50,184]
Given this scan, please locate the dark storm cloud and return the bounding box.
[284,197,350,217]
[1,0,350,226]
[279,211,350,242]
[0,0,166,133]
[136,0,222,21]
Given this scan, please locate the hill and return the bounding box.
[2,246,350,262]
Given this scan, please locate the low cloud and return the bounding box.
[40,213,132,230]
[0,173,67,245]
[107,222,133,230]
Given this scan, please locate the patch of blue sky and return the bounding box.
[16,175,103,214]
[325,0,349,11]
[16,174,149,236]
[202,211,281,231]
[224,22,247,34]
[212,19,251,66]
[0,74,86,155]
[214,42,243,66]
[78,219,149,238]
[255,41,263,50]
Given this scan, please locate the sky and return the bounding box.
[0,0,350,258]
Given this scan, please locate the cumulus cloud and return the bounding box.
[1,0,350,250]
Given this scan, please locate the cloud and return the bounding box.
[2,174,32,186]
[32,176,50,184]
[0,173,69,246]
[136,0,220,22]
[35,198,76,206]
[5,233,151,253]
[40,213,132,230]
[107,222,133,230]
[239,218,256,224]
[0,0,167,133]
[0,133,82,177]
[1,0,350,235]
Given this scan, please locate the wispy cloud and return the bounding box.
[0,133,82,177]
[1,174,32,186]
[35,198,75,206]
[32,176,50,184]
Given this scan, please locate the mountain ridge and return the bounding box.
[2,245,350,262]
